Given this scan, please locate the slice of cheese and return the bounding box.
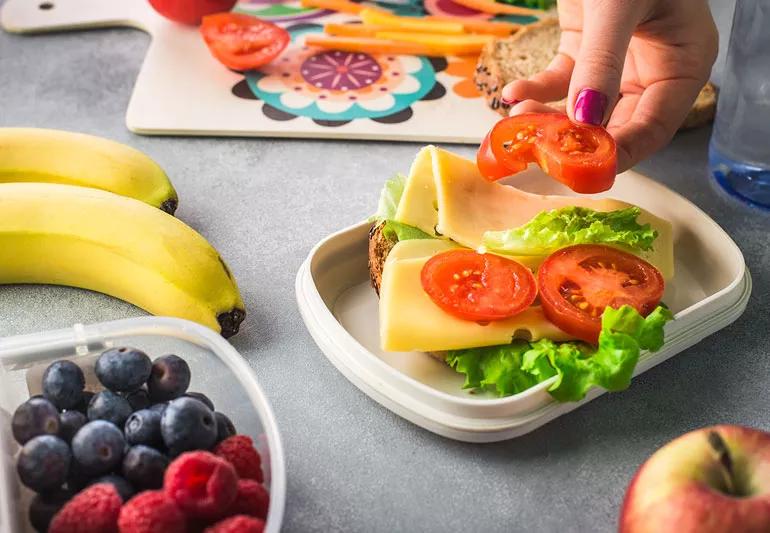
[394,146,674,279]
[379,240,574,352]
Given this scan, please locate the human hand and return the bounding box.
[500,0,718,172]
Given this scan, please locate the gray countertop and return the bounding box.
[2,2,769,532]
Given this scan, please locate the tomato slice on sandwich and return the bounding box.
[477,113,618,194]
[421,250,537,322]
[538,244,664,344]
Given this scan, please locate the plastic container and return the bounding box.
[0,317,285,533]
[296,166,751,443]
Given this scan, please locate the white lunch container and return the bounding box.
[296,167,751,443]
[0,317,285,533]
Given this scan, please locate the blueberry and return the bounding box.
[124,408,163,447]
[122,445,169,490]
[11,398,60,445]
[17,435,71,492]
[71,420,125,476]
[161,397,217,454]
[184,392,215,411]
[91,474,135,502]
[147,354,191,402]
[124,387,151,411]
[149,402,168,416]
[65,458,93,492]
[42,360,85,410]
[214,412,236,443]
[73,391,95,415]
[29,488,72,533]
[59,410,87,443]
[95,347,152,392]
[87,391,132,426]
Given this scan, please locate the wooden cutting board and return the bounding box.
[0,0,540,142]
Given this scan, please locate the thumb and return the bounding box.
[568,0,645,125]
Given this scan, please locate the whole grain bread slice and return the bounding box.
[475,18,717,129]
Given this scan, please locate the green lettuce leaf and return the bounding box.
[482,206,658,256]
[372,173,406,222]
[446,340,541,396]
[370,174,435,242]
[445,305,674,402]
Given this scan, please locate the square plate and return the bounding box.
[297,166,751,442]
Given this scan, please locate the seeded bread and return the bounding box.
[475,18,717,129]
[368,223,396,296]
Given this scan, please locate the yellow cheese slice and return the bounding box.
[394,146,675,279]
[394,146,439,236]
[379,240,574,352]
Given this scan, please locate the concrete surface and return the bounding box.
[2,1,769,532]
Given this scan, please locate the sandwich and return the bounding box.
[368,144,674,402]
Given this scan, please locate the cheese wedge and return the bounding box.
[394,146,675,279]
[379,239,575,352]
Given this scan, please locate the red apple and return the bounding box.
[620,425,770,533]
[148,0,238,25]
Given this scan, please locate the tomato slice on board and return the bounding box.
[421,250,537,322]
[201,13,290,71]
[477,113,618,194]
[538,244,664,344]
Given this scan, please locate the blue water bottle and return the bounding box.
[709,0,770,208]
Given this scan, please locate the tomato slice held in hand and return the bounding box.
[201,13,290,71]
[421,250,537,322]
[477,113,618,194]
[538,244,664,344]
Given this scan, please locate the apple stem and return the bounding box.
[707,430,736,496]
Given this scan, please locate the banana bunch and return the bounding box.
[0,129,245,337]
[0,128,178,213]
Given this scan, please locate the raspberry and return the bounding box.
[49,483,121,533]
[118,490,187,533]
[204,515,265,533]
[228,480,269,520]
[214,436,263,482]
[164,451,238,519]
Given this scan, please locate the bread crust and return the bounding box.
[368,223,396,296]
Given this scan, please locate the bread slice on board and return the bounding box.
[475,18,717,129]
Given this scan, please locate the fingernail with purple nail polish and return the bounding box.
[574,88,607,125]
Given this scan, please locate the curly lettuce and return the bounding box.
[482,206,658,256]
[369,174,434,242]
[445,305,674,402]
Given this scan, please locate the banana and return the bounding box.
[0,128,178,214]
[0,183,244,337]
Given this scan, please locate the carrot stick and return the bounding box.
[304,35,480,56]
[449,0,544,16]
[424,16,520,36]
[300,0,387,15]
[324,23,384,37]
[360,8,465,34]
[375,31,494,50]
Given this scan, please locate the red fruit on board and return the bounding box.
[204,515,265,533]
[49,483,121,533]
[148,0,238,25]
[214,435,264,482]
[118,490,187,533]
[164,451,238,519]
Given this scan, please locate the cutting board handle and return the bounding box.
[1,0,157,34]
